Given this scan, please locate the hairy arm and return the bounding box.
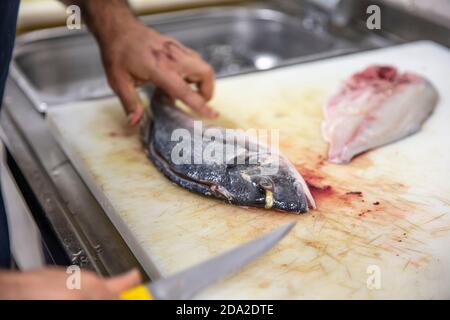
[61,0,217,126]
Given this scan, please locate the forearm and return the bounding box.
[60,0,137,46]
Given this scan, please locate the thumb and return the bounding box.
[111,76,144,127]
[105,269,142,294]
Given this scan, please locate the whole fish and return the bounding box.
[140,89,315,213]
[322,65,438,164]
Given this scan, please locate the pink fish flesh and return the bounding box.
[322,65,438,164]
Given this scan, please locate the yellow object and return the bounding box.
[120,285,153,300]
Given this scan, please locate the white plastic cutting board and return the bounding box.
[47,41,450,299]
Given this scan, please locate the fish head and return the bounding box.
[221,157,311,213]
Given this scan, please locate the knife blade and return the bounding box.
[120,221,296,300]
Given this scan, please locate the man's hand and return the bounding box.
[100,20,217,126]
[63,0,217,126]
[0,267,141,300]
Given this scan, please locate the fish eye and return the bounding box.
[252,177,274,209]
[255,176,274,191]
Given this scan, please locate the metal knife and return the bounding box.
[120,221,296,300]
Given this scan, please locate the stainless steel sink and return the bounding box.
[11,6,364,111]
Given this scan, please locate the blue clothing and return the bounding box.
[0,0,20,268]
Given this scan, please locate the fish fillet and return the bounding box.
[322,65,438,163]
